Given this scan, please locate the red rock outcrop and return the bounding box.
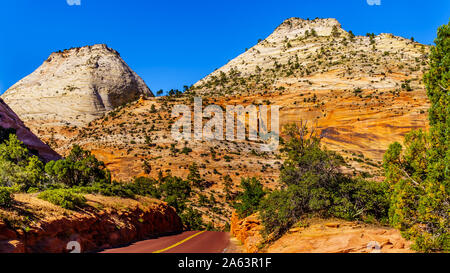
[0,98,60,161]
[230,212,263,253]
[0,195,183,253]
[230,212,413,253]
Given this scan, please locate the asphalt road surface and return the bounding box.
[101,231,230,253]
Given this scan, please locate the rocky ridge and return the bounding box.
[189,17,430,170]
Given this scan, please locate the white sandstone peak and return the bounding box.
[2,44,153,126]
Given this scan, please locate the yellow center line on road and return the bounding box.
[152,231,206,253]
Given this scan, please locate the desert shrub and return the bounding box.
[258,123,389,238]
[45,145,111,187]
[160,176,192,212]
[348,30,355,41]
[127,177,161,198]
[187,163,204,189]
[223,175,233,201]
[71,177,161,199]
[331,25,340,37]
[0,187,13,208]
[181,146,192,155]
[259,185,307,236]
[329,177,390,222]
[233,177,265,218]
[0,134,45,191]
[38,189,86,210]
[180,207,204,230]
[384,131,449,252]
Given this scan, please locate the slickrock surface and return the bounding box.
[0,98,60,161]
[2,44,153,127]
[0,194,182,253]
[230,212,413,253]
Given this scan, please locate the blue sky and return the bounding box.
[0,0,448,95]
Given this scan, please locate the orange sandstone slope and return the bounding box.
[52,96,282,226]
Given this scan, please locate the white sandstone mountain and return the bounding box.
[2,44,153,126]
[191,17,427,96]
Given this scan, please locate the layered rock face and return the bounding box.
[2,44,153,126]
[0,98,60,161]
[0,194,182,253]
[230,212,263,253]
[230,212,413,253]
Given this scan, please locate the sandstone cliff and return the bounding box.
[0,98,60,161]
[0,194,182,253]
[2,44,153,127]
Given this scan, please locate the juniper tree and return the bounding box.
[383,20,449,252]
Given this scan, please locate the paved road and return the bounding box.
[101,231,230,253]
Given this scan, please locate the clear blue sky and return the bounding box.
[0,0,448,95]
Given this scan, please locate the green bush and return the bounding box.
[259,185,304,236]
[72,182,135,199]
[180,207,204,230]
[187,163,204,189]
[0,187,13,208]
[45,145,111,187]
[0,134,44,191]
[160,176,192,212]
[38,189,86,210]
[383,130,449,252]
[330,177,389,222]
[0,127,16,144]
[128,177,161,198]
[233,177,265,218]
[258,123,389,238]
